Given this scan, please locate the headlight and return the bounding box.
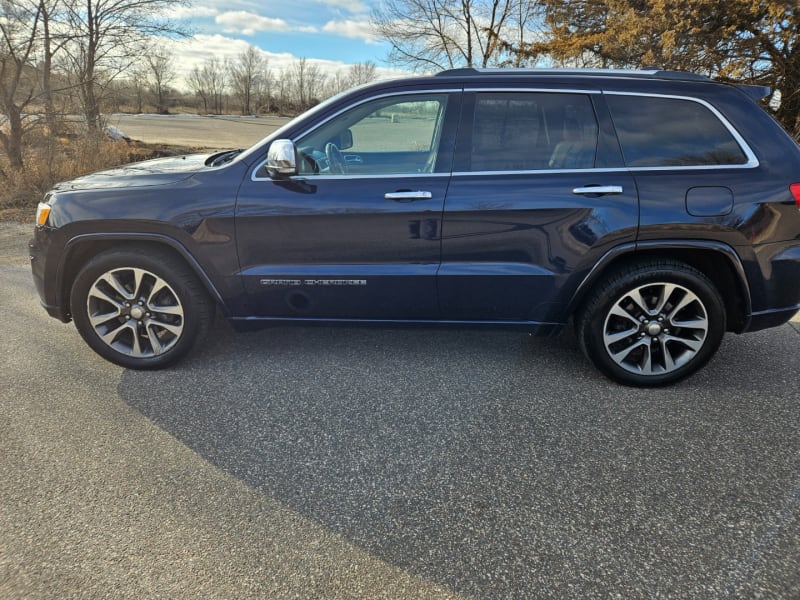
[36,202,51,227]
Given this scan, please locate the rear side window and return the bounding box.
[470,92,598,171]
[606,94,748,167]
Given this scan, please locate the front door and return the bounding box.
[236,91,460,319]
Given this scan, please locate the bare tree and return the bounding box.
[37,0,72,134]
[146,46,175,114]
[62,0,188,132]
[128,63,148,113]
[325,61,378,97]
[504,0,540,66]
[231,45,265,115]
[253,61,273,114]
[347,61,377,87]
[372,0,538,71]
[0,0,42,169]
[274,71,288,115]
[288,58,326,111]
[326,69,350,96]
[188,65,209,113]
[189,57,227,114]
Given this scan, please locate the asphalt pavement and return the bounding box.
[1,222,799,598]
[105,114,289,149]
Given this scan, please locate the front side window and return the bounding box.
[296,94,450,176]
[470,92,599,172]
[606,94,749,167]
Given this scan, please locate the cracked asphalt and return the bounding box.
[1,222,799,598]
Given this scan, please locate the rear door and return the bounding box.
[438,89,639,324]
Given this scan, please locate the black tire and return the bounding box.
[576,260,725,387]
[70,246,213,369]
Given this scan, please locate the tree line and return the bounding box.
[105,50,377,117]
[183,53,377,116]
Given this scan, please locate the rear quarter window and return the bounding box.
[606,94,749,167]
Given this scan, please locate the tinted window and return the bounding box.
[606,95,748,167]
[296,94,449,175]
[470,93,598,171]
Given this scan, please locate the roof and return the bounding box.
[432,67,772,100]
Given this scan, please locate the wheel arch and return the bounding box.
[565,240,752,333]
[58,233,227,320]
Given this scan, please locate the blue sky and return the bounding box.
[162,0,408,86]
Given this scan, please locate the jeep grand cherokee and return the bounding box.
[30,68,800,386]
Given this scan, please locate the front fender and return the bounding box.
[57,233,230,319]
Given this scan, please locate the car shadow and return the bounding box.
[117,320,800,597]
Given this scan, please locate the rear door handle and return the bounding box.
[572,185,624,195]
[385,191,433,201]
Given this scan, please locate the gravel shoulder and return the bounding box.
[0,222,31,266]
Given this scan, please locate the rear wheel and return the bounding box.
[577,260,725,386]
[70,247,213,369]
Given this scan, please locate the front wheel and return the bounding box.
[576,260,726,386]
[70,247,213,369]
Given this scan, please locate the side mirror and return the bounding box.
[266,139,297,177]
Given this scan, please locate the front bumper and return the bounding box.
[29,226,70,322]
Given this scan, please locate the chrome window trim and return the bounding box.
[604,91,759,169]
[454,90,759,174]
[251,88,760,181]
[452,168,628,177]
[251,88,461,181]
[452,163,759,177]
[278,173,451,182]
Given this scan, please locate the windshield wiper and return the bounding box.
[206,149,244,167]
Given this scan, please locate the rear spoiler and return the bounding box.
[737,84,772,101]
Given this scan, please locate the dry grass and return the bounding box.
[0,129,198,219]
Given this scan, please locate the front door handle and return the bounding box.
[385,191,433,201]
[572,185,624,195]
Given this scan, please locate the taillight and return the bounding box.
[791,183,800,208]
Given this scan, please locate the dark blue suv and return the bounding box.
[30,68,800,385]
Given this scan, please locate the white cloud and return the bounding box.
[169,34,255,74]
[165,6,219,19]
[184,0,263,11]
[322,19,378,43]
[312,0,367,13]
[215,11,293,35]
[157,34,407,92]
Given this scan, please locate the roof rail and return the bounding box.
[434,67,711,82]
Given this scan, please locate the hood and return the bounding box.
[53,153,214,191]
